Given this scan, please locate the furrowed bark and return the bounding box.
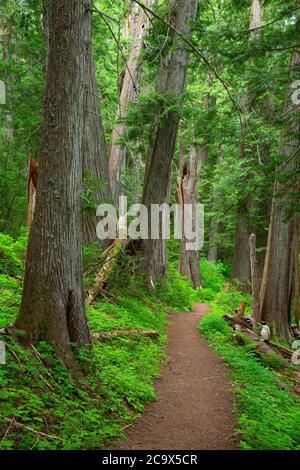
[16,0,92,366]
[142,0,198,285]
[259,45,300,342]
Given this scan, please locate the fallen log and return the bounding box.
[92,328,159,341]
[85,239,129,306]
[224,314,295,360]
[224,314,253,330]
[264,340,294,360]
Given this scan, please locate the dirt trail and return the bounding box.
[116,303,239,450]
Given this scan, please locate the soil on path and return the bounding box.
[116,303,239,450]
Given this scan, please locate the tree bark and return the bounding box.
[142,0,198,285]
[27,155,38,229]
[83,56,112,244]
[232,200,252,289]
[295,217,300,328]
[177,145,201,288]
[109,0,157,202]
[208,152,221,264]
[249,233,261,322]
[260,47,300,342]
[231,0,264,289]
[16,0,92,366]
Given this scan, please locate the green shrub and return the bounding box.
[200,299,300,450]
[0,240,197,450]
[0,228,27,276]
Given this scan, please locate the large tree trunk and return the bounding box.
[231,0,264,289]
[232,200,252,289]
[16,0,92,366]
[142,0,198,285]
[83,56,112,244]
[177,145,201,288]
[108,0,157,202]
[207,152,221,264]
[260,48,300,342]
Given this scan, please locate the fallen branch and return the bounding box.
[0,416,64,443]
[264,340,294,360]
[92,328,159,341]
[273,371,300,386]
[224,314,253,330]
[86,239,129,306]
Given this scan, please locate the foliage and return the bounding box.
[199,288,300,450]
[0,228,27,276]
[0,234,198,450]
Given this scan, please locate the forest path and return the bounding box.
[115,303,239,450]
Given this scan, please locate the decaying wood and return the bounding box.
[86,239,128,305]
[177,143,201,289]
[224,314,295,360]
[264,340,294,360]
[224,314,253,331]
[27,155,38,229]
[92,328,159,341]
[236,301,247,318]
[249,233,261,322]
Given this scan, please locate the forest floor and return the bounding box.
[115,303,239,450]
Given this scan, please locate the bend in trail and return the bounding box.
[115,303,239,450]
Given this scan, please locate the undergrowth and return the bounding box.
[199,289,300,450]
[1,231,299,450]
[0,232,197,450]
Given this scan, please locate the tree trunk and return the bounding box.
[295,217,300,328]
[178,145,201,288]
[27,155,38,229]
[208,152,221,264]
[231,0,264,288]
[232,200,252,289]
[16,0,92,366]
[249,233,261,322]
[208,216,218,263]
[260,48,300,342]
[83,56,112,244]
[142,0,198,285]
[109,0,157,202]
